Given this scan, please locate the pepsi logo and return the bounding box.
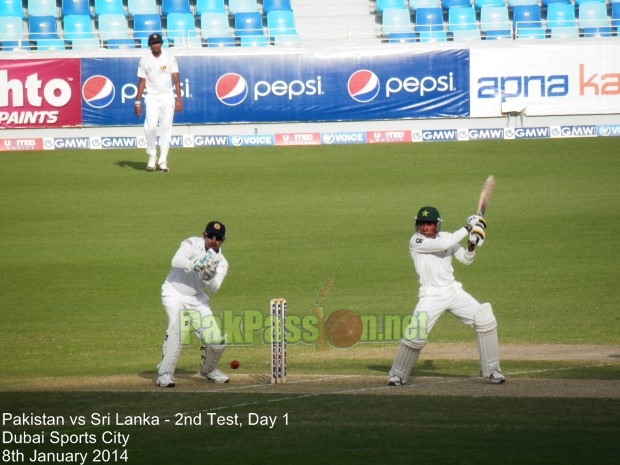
[347,70,380,103]
[216,73,248,106]
[82,75,115,109]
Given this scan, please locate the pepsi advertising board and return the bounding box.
[80,49,469,127]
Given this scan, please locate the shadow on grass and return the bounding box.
[115,160,148,171]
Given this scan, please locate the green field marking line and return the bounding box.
[505,362,620,376]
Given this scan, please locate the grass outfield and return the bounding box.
[1,138,619,464]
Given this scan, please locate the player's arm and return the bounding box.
[172,72,182,112]
[171,238,204,270]
[134,77,146,117]
[410,227,469,254]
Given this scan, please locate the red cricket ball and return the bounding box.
[230,360,240,369]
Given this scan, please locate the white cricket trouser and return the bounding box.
[405,282,480,342]
[144,93,175,165]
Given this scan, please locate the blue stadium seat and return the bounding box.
[28,15,59,39]
[161,0,191,16]
[448,6,477,31]
[507,0,538,6]
[28,0,59,18]
[441,0,472,9]
[0,0,25,18]
[133,13,162,39]
[239,34,268,46]
[63,14,93,39]
[409,0,439,10]
[387,31,417,42]
[414,7,444,32]
[234,11,263,36]
[267,9,297,36]
[575,0,605,5]
[61,0,91,17]
[612,2,620,29]
[166,11,201,46]
[195,0,226,15]
[127,0,158,16]
[382,7,413,35]
[94,0,125,16]
[200,12,230,38]
[474,0,505,8]
[512,4,543,31]
[263,0,292,13]
[206,36,235,46]
[228,0,258,15]
[376,0,408,13]
[36,38,66,49]
[0,15,24,42]
[480,5,512,39]
[542,0,572,6]
[546,2,578,37]
[579,1,612,37]
[97,13,130,39]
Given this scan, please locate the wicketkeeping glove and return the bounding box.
[202,255,220,281]
[192,249,218,272]
[469,224,486,247]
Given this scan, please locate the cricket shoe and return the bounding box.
[158,163,169,172]
[387,375,405,386]
[489,370,506,384]
[146,164,156,171]
[156,372,175,387]
[201,368,229,384]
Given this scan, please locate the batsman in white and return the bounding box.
[156,221,230,387]
[134,33,183,173]
[388,206,506,386]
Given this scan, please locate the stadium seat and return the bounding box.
[36,38,66,49]
[441,0,472,9]
[546,2,578,37]
[414,7,444,32]
[267,9,297,36]
[28,15,59,39]
[228,0,258,15]
[409,0,439,10]
[262,0,292,13]
[549,25,579,38]
[480,5,512,39]
[95,0,126,16]
[200,12,231,38]
[542,0,572,6]
[575,0,605,5]
[63,14,94,39]
[579,1,612,37]
[195,0,226,15]
[239,34,269,46]
[0,0,25,18]
[612,2,620,29]
[166,11,201,46]
[234,11,263,36]
[127,0,158,16]
[448,6,477,31]
[161,0,191,16]
[382,7,413,35]
[376,0,408,13]
[133,13,162,39]
[206,35,235,46]
[0,15,24,42]
[507,0,538,6]
[512,5,543,34]
[474,0,505,8]
[28,0,59,18]
[97,13,130,39]
[61,0,91,17]
[387,31,417,42]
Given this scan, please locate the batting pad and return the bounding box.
[200,342,226,376]
[474,303,501,377]
[158,329,182,376]
[389,339,423,384]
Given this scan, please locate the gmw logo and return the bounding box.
[215,73,324,105]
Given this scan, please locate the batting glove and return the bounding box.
[469,225,486,247]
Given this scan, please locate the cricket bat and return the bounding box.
[477,175,496,216]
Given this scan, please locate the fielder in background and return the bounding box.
[134,33,183,173]
[156,221,230,387]
[388,206,505,386]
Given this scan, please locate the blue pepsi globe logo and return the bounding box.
[215,73,248,106]
[82,75,115,109]
[347,70,380,103]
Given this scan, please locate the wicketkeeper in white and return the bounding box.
[388,206,506,386]
[134,33,182,173]
[156,221,230,387]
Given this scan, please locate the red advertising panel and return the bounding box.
[0,138,44,151]
[0,59,82,129]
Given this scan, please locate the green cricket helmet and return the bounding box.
[415,206,442,231]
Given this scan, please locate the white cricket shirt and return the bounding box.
[137,50,179,96]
